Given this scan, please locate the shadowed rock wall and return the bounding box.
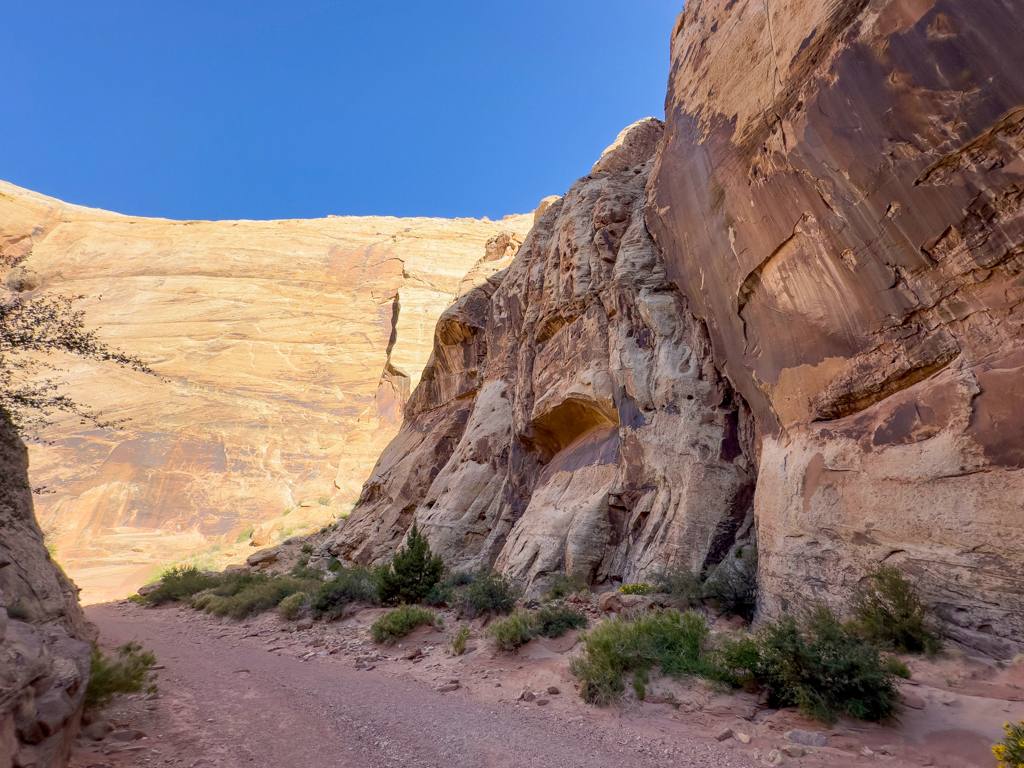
[646,0,1024,654]
[326,120,759,593]
[0,417,92,768]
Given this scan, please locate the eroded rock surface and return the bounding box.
[0,417,92,768]
[646,0,1024,651]
[0,180,531,602]
[327,121,758,593]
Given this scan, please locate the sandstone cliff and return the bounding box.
[325,118,759,593]
[0,416,93,768]
[329,2,1024,656]
[646,0,1024,656]
[0,181,531,602]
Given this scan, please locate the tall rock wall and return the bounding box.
[326,119,759,593]
[646,0,1024,654]
[0,180,532,603]
[0,417,92,768]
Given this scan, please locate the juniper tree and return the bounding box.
[376,522,444,605]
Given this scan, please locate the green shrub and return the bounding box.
[279,591,309,621]
[702,546,758,622]
[142,565,219,606]
[488,610,537,653]
[534,604,588,638]
[542,572,588,601]
[632,668,649,700]
[569,610,713,706]
[311,566,378,619]
[318,496,331,506]
[376,523,444,605]
[458,571,520,618]
[652,565,703,608]
[449,625,471,656]
[854,566,941,654]
[85,642,158,709]
[719,606,899,725]
[883,656,911,679]
[301,544,314,554]
[371,605,440,645]
[620,583,653,595]
[236,524,255,543]
[994,720,1024,767]
[198,576,314,620]
[5,599,30,621]
[328,558,342,572]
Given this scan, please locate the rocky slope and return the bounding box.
[1,416,93,768]
[325,118,759,592]
[330,1,1024,655]
[646,0,1024,655]
[0,181,532,602]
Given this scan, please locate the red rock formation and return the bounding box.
[646,0,1024,654]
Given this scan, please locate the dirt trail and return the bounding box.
[76,603,755,768]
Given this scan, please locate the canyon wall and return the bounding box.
[0,416,93,768]
[646,0,1024,655]
[325,119,759,593]
[332,1,1024,655]
[0,181,531,602]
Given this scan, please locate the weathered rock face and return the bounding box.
[0,180,531,603]
[0,416,92,768]
[326,120,758,593]
[646,0,1024,652]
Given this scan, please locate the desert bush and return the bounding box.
[994,720,1024,767]
[717,606,899,725]
[5,599,30,621]
[279,591,310,621]
[619,583,654,595]
[236,524,255,543]
[311,565,378,619]
[569,610,713,706]
[424,570,474,606]
[458,571,521,618]
[652,565,704,607]
[85,642,158,709]
[489,610,537,653]
[449,625,471,656]
[301,544,314,554]
[199,576,315,620]
[376,523,444,605]
[142,565,219,606]
[371,605,440,645]
[854,566,941,654]
[542,572,588,601]
[534,604,588,638]
[702,546,758,622]
[883,656,911,679]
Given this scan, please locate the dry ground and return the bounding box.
[71,601,1024,768]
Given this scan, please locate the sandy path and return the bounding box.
[83,603,755,768]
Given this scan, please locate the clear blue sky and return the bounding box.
[1,2,680,221]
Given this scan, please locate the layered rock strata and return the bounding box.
[326,119,759,592]
[0,180,531,602]
[0,417,92,768]
[646,0,1024,653]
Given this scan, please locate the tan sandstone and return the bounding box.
[0,180,531,603]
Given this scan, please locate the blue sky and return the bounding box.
[1,2,680,221]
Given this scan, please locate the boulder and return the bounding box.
[246,547,282,567]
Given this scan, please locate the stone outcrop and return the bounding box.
[0,416,93,768]
[330,1,1024,653]
[646,0,1024,653]
[0,180,532,603]
[325,120,758,594]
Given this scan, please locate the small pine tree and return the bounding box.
[377,522,444,605]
